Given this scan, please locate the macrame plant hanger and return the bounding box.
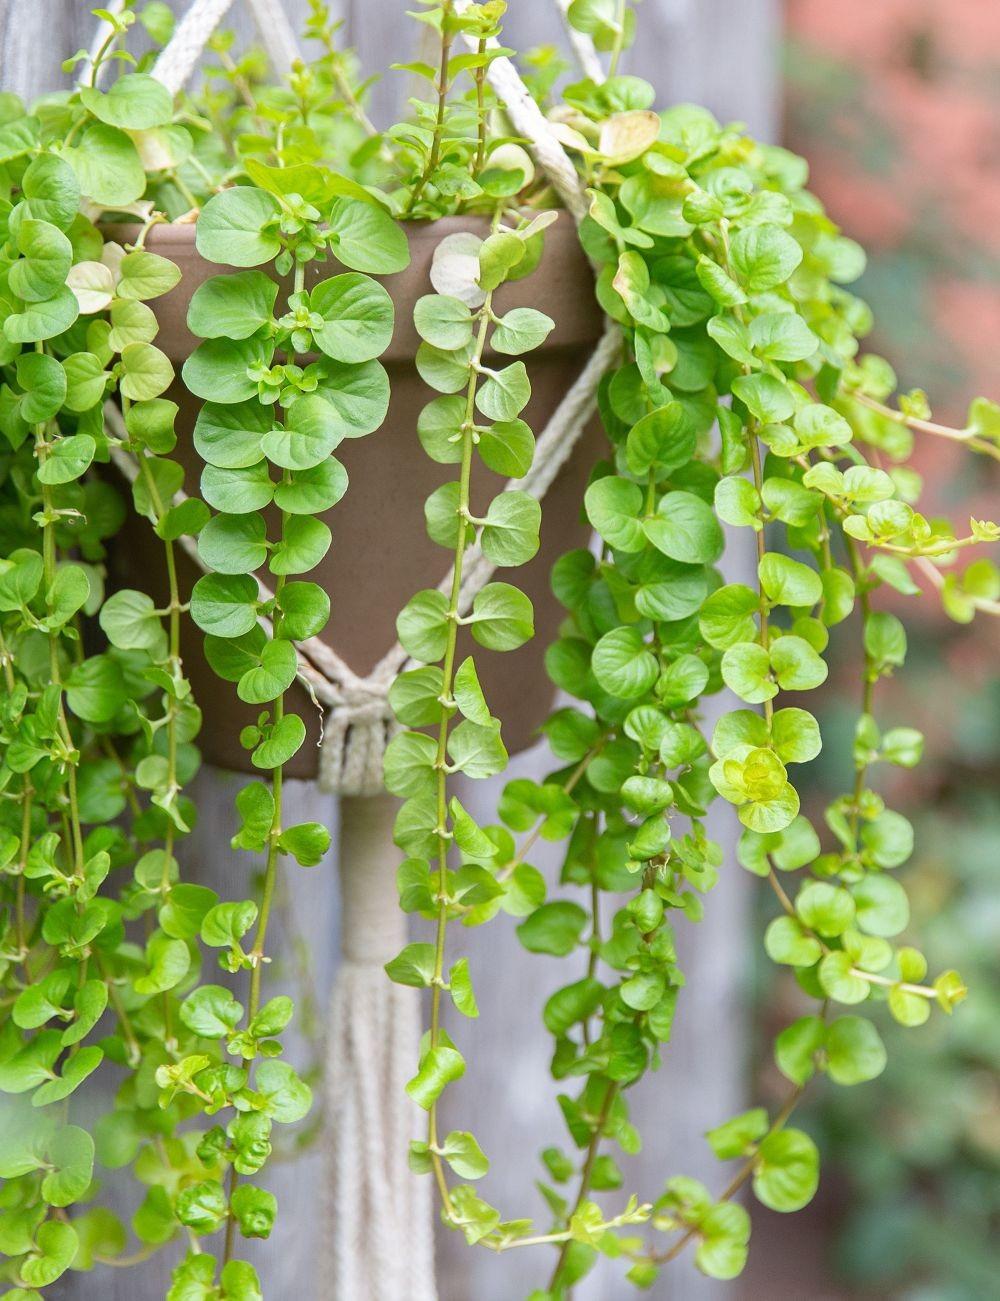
[99,1,610,1295]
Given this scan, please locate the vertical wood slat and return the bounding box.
[0,3,777,1297]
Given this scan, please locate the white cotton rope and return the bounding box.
[151,0,240,94]
[553,0,608,83]
[152,0,301,96]
[323,794,436,1301]
[243,0,301,79]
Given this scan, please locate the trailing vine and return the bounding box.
[385,198,556,1226]
[177,169,406,1290]
[380,4,993,1294]
[0,0,996,1296]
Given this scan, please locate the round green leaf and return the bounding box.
[480,490,540,567]
[194,400,270,469]
[517,901,588,956]
[851,874,910,938]
[200,461,275,514]
[262,394,344,469]
[644,489,724,564]
[198,513,268,574]
[187,270,278,340]
[591,626,658,699]
[237,639,299,705]
[79,74,173,130]
[759,553,823,608]
[752,1128,819,1212]
[824,1016,887,1086]
[313,358,390,437]
[311,273,394,363]
[182,334,273,404]
[196,187,282,267]
[21,154,80,230]
[269,515,331,575]
[730,223,803,293]
[413,294,474,350]
[10,218,73,302]
[16,352,66,423]
[273,459,347,515]
[67,122,145,206]
[625,402,696,477]
[584,476,645,552]
[251,714,306,769]
[327,197,409,273]
[468,583,534,651]
[190,573,259,638]
[99,588,164,651]
[721,641,775,704]
[40,1126,94,1208]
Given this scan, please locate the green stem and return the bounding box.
[89,26,119,87]
[473,37,488,175]
[14,783,33,969]
[844,535,875,836]
[546,1081,619,1289]
[170,169,201,214]
[32,355,84,882]
[404,0,454,215]
[854,391,1000,464]
[217,46,260,115]
[96,954,142,1067]
[425,209,504,1218]
[324,38,379,139]
[221,265,304,1266]
[651,1084,805,1266]
[608,0,629,77]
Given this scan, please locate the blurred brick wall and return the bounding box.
[785,0,1000,681]
[785,0,1000,415]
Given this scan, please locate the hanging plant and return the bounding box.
[0,0,996,1298]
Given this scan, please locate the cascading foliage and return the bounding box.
[0,0,997,1297]
[175,167,406,1294]
[378,2,997,1296]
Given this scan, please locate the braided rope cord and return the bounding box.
[553,0,608,82]
[82,0,301,93]
[152,0,301,94]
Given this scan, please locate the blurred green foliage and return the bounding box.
[822,800,1000,1298]
[782,8,1000,1290]
[795,675,1000,1298]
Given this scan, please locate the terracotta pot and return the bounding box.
[108,215,604,777]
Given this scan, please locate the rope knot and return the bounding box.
[335,681,394,723]
[319,678,398,798]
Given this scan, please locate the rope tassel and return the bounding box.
[324,795,437,1301]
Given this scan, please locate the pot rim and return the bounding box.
[109,210,603,360]
[106,208,582,252]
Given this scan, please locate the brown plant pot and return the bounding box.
[109,215,604,777]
